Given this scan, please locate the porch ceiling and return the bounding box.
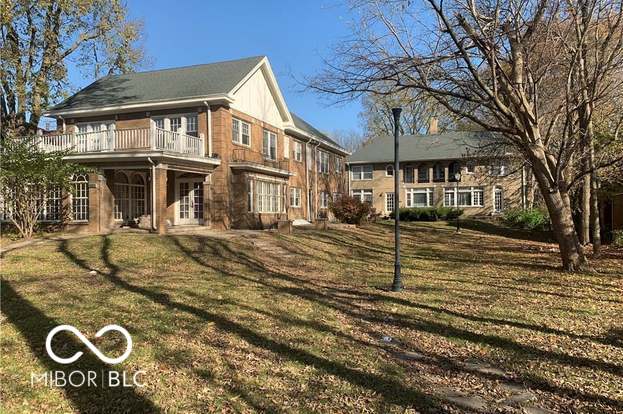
[65,151,220,172]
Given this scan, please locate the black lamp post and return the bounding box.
[391,107,402,292]
[454,172,461,233]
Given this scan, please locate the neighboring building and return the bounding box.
[14,56,348,233]
[347,129,524,217]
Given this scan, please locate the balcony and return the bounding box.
[230,148,292,177]
[36,127,205,158]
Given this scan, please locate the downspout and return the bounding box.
[203,101,212,157]
[304,136,313,221]
[148,157,157,231]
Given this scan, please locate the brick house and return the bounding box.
[26,56,348,233]
[347,128,525,217]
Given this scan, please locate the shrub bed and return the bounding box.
[502,208,550,231]
[389,207,463,221]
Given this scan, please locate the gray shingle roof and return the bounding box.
[347,131,501,163]
[50,56,265,111]
[290,112,342,150]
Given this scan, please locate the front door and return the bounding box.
[177,179,204,225]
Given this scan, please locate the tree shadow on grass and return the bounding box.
[57,236,444,413]
[0,282,159,414]
[179,236,623,407]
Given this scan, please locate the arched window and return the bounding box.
[71,174,89,221]
[131,174,146,218]
[113,172,129,221]
[385,165,394,177]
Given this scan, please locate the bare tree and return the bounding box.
[1,0,144,135]
[309,0,623,271]
[330,129,368,152]
[359,89,454,138]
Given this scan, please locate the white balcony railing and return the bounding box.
[36,127,205,157]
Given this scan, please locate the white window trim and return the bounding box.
[352,189,373,204]
[290,187,301,208]
[293,141,303,162]
[151,113,198,136]
[405,188,434,208]
[263,130,277,160]
[443,186,485,207]
[317,150,329,174]
[319,191,329,209]
[385,165,394,177]
[351,165,373,181]
[232,117,251,147]
[385,192,395,213]
[494,187,504,213]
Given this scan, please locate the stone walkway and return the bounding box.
[385,337,556,413]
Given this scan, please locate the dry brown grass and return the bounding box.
[1,221,621,413]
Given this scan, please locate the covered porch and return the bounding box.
[79,154,219,234]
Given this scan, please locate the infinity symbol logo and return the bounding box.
[45,325,133,365]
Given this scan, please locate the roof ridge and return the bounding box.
[111,56,265,77]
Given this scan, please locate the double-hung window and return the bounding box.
[293,141,303,162]
[320,192,329,209]
[263,130,277,160]
[433,164,445,182]
[417,166,429,183]
[186,115,198,137]
[351,165,373,180]
[290,187,301,208]
[404,166,414,183]
[335,157,343,173]
[317,150,329,174]
[444,187,484,207]
[352,189,373,204]
[406,188,433,207]
[232,118,251,146]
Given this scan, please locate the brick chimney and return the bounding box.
[428,117,439,135]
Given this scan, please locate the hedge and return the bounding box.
[389,207,463,221]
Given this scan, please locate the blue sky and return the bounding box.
[61,0,362,135]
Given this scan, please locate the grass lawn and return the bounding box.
[1,221,622,413]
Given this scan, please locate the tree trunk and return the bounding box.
[531,164,586,271]
[590,155,601,256]
[581,174,590,244]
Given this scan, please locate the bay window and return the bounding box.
[249,179,284,213]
